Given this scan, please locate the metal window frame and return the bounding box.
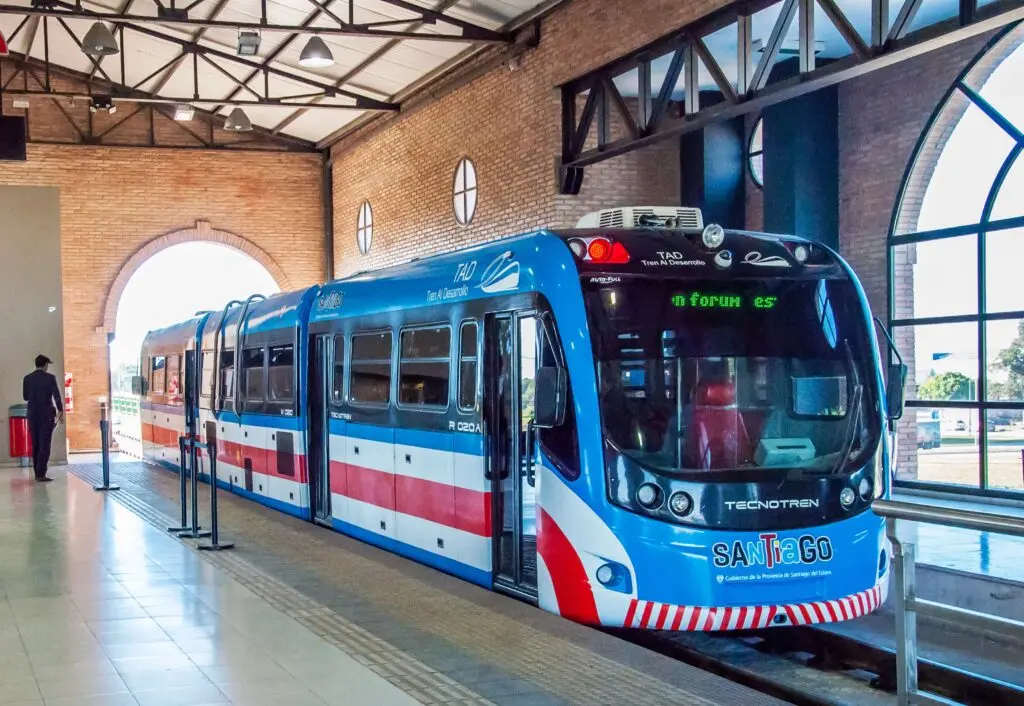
[556,0,1024,193]
[886,20,1024,497]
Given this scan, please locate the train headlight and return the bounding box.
[596,564,615,585]
[636,483,662,509]
[668,491,693,517]
[840,487,856,508]
[794,245,809,263]
[701,223,725,249]
[859,477,872,500]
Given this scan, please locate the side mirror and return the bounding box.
[534,366,567,429]
[887,363,907,421]
[131,375,147,396]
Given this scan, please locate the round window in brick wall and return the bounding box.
[356,201,373,255]
[453,157,478,226]
[748,117,764,188]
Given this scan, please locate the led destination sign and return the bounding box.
[671,291,778,310]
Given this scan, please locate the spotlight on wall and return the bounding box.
[12,98,29,109]
[299,36,334,68]
[82,22,119,57]
[174,104,195,121]
[89,95,116,114]
[237,29,260,56]
[223,107,252,132]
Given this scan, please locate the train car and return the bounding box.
[139,205,905,631]
[139,317,204,469]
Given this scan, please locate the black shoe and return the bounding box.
[35,477,54,483]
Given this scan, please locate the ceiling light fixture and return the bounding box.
[237,29,260,56]
[82,22,119,57]
[299,36,334,68]
[223,107,252,132]
[89,95,116,114]
[174,104,195,121]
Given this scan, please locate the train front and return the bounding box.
[550,210,892,631]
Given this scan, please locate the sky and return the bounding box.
[111,242,280,373]
[905,39,1024,391]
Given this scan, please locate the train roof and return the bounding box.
[200,287,318,348]
[309,225,843,323]
[140,316,204,354]
[310,229,565,323]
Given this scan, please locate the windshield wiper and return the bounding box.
[831,339,863,476]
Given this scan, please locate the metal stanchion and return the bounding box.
[168,436,190,533]
[94,400,120,491]
[177,436,210,540]
[199,439,233,551]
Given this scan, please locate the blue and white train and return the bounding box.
[138,205,904,630]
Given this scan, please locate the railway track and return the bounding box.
[614,624,1024,706]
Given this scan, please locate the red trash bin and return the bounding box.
[9,404,32,467]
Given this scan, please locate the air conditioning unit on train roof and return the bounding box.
[575,206,704,230]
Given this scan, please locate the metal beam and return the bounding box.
[5,50,317,151]
[0,3,511,43]
[369,0,507,41]
[817,0,871,59]
[749,0,798,91]
[888,0,925,42]
[269,0,460,135]
[4,87,368,110]
[147,0,231,95]
[85,19,398,110]
[560,2,1024,172]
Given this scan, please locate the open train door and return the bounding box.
[307,334,333,525]
[183,350,197,439]
[485,311,540,600]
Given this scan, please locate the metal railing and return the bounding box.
[873,499,1024,706]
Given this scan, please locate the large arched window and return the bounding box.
[889,23,1024,495]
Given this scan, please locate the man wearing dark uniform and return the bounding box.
[22,354,63,482]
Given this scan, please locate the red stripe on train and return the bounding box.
[536,508,600,624]
[339,462,491,537]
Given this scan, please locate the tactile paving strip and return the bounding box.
[69,462,763,706]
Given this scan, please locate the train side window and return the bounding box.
[332,335,346,403]
[399,325,451,409]
[458,321,478,412]
[167,354,180,400]
[350,331,392,406]
[242,348,265,410]
[268,344,294,402]
[152,356,166,394]
[200,350,214,405]
[220,349,235,410]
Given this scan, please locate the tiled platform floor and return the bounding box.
[1,459,784,706]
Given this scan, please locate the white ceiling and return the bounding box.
[0,0,548,144]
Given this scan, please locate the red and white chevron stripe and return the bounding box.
[623,583,884,631]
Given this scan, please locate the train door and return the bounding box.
[486,311,539,599]
[308,335,333,525]
[184,350,196,438]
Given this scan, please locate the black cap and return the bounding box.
[35,354,52,368]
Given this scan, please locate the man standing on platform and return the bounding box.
[23,354,63,482]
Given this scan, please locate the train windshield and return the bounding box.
[584,276,880,476]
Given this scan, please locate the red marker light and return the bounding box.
[588,238,612,262]
[608,241,631,264]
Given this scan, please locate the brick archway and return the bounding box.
[99,220,291,334]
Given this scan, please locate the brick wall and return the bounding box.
[329,0,726,275]
[0,139,323,450]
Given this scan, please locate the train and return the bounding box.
[137,205,904,630]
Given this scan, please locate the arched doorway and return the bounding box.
[109,239,282,454]
[889,23,1024,495]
